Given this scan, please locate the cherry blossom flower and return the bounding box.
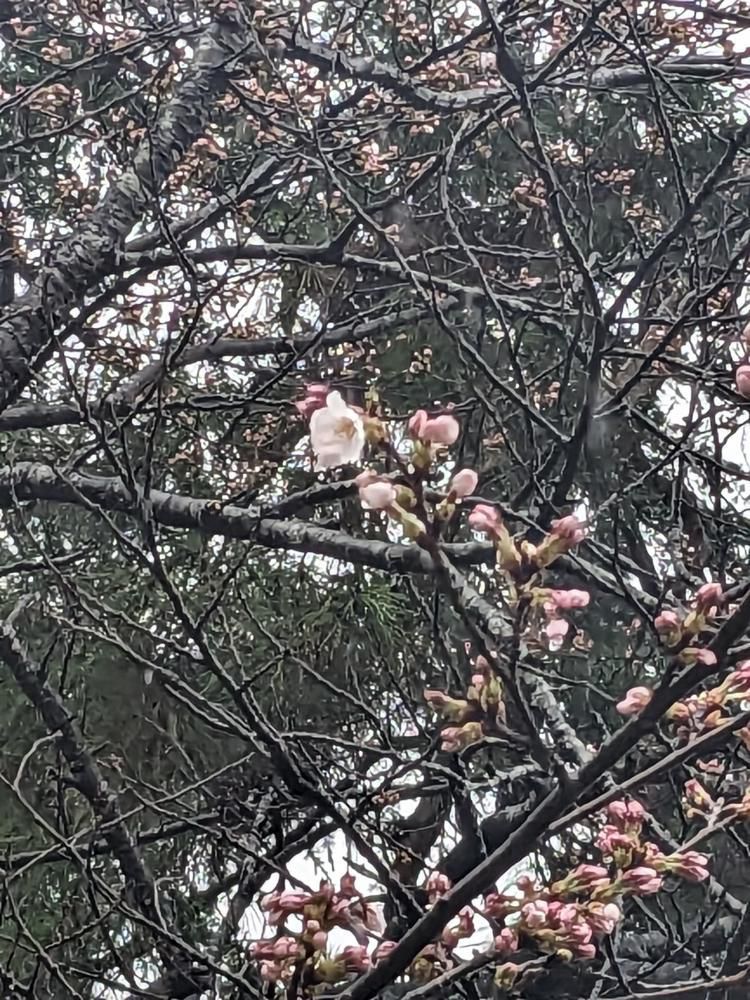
[549,589,590,610]
[309,391,366,470]
[568,864,610,890]
[616,685,652,716]
[545,618,570,642]
[359,480,397,510]
[373,941,398,962]
[550,515,586,544]
[654,609,681,635]
[660,851,709,882]
[408,409,428,438]
[295,382,330,418]
[620,866,663,894]
[735,363,750,398]
[607,799,645,830]
[339,945,371,971]
[494,928,519,954]
[440,720,483,751]
[521,899,549,927]
[586,902,621,935]
[468,503,502,534]
[421,414,460,445]
[425,872,451,902]
[449,468,478,498]
[695,582,723,611]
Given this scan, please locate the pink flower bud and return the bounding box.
[654,609,681,634]
[425,871,451,901]
[684,648,717,666]
[616,685,652,716]
[373,941,398,962]
[550,514,586,544]
[544,618,570,641]
[440,721,483,752]
[468,503,502,534]
[408,409,428,438]
[736,363,750,399]
[260,961,282,982]
[295,383,329,418]
[574,943,597,960]
[421,414,460,445]
[667,850,710,882]
[620,866,663,894]
[549,589,590,610]
[570,864,610,889]
[683,778,713,811]
[586,902,621,936]
[339,945,370,972]
[695,582,723,610]
[521,899,549,928]
[494,928,519,954]
[359,480,397,510]
[449,468,478,498]
[471,672,485,689]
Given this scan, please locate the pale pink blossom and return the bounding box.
[549,589,590,610]
[521,899,549,928]
[575,943,597,959]
[421,414,460,445]
[683,778,713,811]
[586,902,621,935]
[570,864,610,889]
[449,468,478,498]
[426,871,451,902]
[544,618,570,641]
[555,903,579,928]
[359,480,397,510]
[260,961,282,982]
[616,686,652,716]
[665,851,709,882]
[596,824,637,855]
[272,936,303,960]
[440,721,483,751]
[295,383,329,418]
[620,866,663,894]
[696,582,723,610]
[607,799,645,830]
[687,648,717,666]
[654,609,681,634]
[494,928,519,954]
[408,409,428,438]
[339,945,370,971]
[736,364,750,398]
[550,514,586,544]
[566,919,593,945]
[310,391,365,470]
[468,503,502,534]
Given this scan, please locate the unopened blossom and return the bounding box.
[660,851,709,882]
[607,799,645,831]
[596,824,638,856]
[494,928,519,954]
[550,514,586,544]
[616,685,652,716]
[654,609,681,637]
[736,363,750,399]
[573,943,597,960]
[535,514,586,567]
[695,582,723,611]
[568,864,610,890]
[425,871,451,902]
[521,899,549,928]
[549,589,590,610]
[295,382,329,418]
[408,409,428,438]
[423,689,470,722]
[359,479,397,510]
[683,778,714,814]
[449,468,478,498]
[586,902,621,935]
[273,936,303,960]
[620,866,663,894]
[468,503,502,534]
[545,618,570,642]
[310,391,366,470]
[681,647,717,667]
[421,414,460,445]
[339,945,370,972]
[440,720,483,752]
[260,961,282,982]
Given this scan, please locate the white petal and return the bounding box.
[325,391,347,416]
